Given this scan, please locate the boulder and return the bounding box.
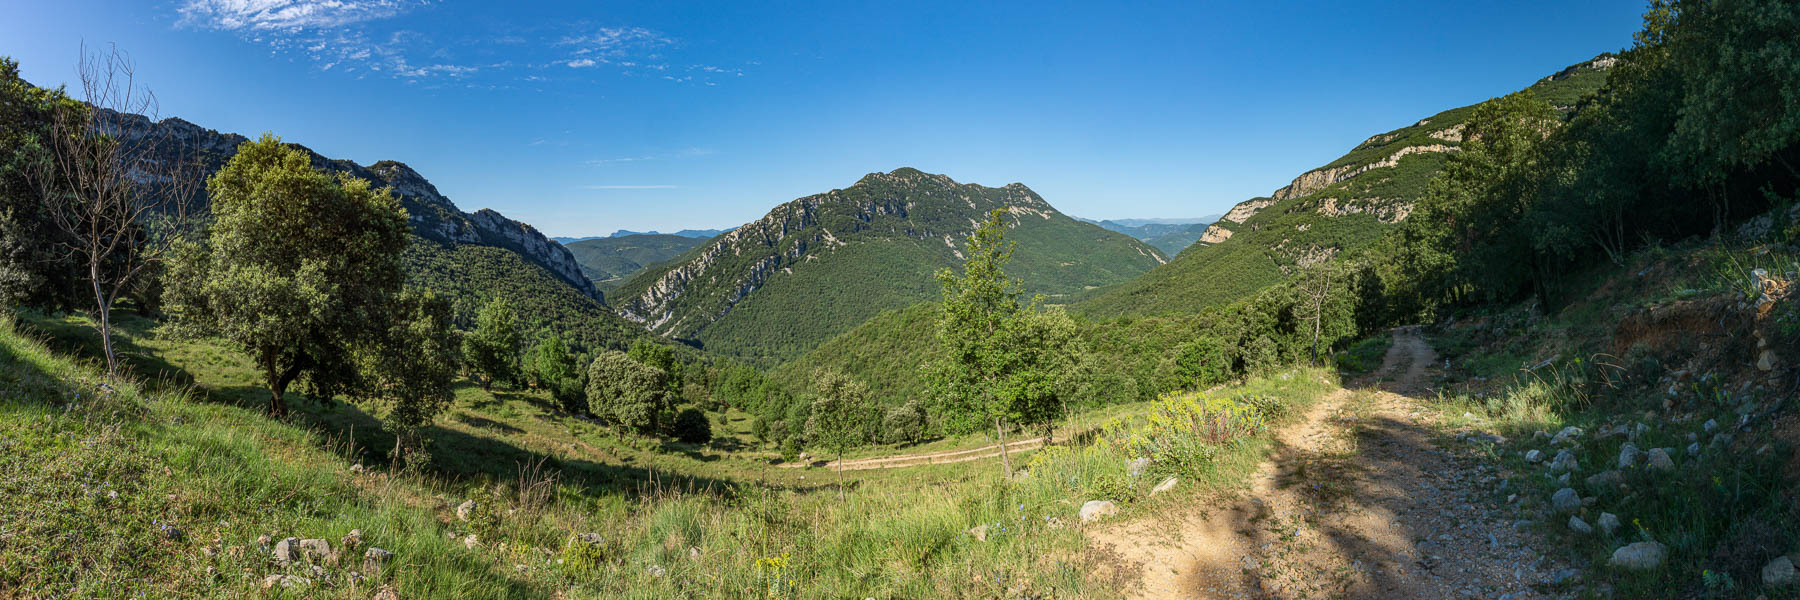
[364,547,394,570]
[1608,542,1667,571]
[1598,512,1621,536]
[1585,470,1623,490]
[1551,426,1582,446]
[1150,477,1179,496]
[340,529,363,551]
[297,538,332,560]
[456,500,477,522]
[1568,516,1593,534]
[1617,443,1639,469]
[1524,449,1544,463]
[1549,450,1579,474]
[272,537,301,565]
[1765,556,1797,587]
[1552,488,1581,514]
[1645,448,1674,472]
[1079,500,1119,523]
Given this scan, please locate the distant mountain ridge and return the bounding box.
[1076,215,1222,255]
[553,229,731,244]
[612,167,1168,364]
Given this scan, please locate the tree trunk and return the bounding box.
[268,360,302,417]
[91,261,119,378]
[995,416,1011,479]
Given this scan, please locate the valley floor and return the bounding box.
[1090,327,1565,599]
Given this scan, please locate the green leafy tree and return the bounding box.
[528,332,583,413]
[627,338,683,397]
[924,209,1082,476]
[881,399,927,445]
[671,407,713,445]
[0,57,84,310]
[804,370,870,499]
[1164,335,1230,392]
[356,289,458,466]
[1657,0,1800,186]
[463,297,521,391]
[164,134,408,416]
[585,351,671,434]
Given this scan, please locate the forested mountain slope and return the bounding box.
[612,168,1167,364]
[564,234,709,291]
[1075,56,1617,317]
[106,110,642,351]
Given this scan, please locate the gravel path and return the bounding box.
[1088,326,1564,599]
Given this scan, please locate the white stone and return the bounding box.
[1608,542,1667,571]
[1079,500,1119,523]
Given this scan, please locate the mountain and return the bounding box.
[564,234,708,291]
[1074,216,1221,256]
[107,111,644,352]
[609,228,730,239]
[1075,55,1618,317]
[611,168,1168,364]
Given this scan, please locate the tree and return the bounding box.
[356,289,458,466]
[1291,262,1355,365]
[163,134,408,416]
[627,338,683,397]
[671,407,713,445]
[0,57,84,310]
[528,332,583,413]
[1165,335,1230,392]
[463,297,520,391]
[585,351,671,434]
[27,44,202,377]
[924,209,1081,477]
[881,400,926,445]
[804,370,869,499]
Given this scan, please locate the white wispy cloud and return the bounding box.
[175,5,751,86]
[585,148,715,165]
[179,0,421,31]
[581,185,677,190]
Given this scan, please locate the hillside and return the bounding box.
[564,234,708,291]
[104,111,643,352]
[1075,56,1617,317]
[1082,218,1218,255]
[612,168,1168,364]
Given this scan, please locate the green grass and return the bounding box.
[1334,336,1393,374]
[0,303,1342,599]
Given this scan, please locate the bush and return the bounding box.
[671,407,713,445]
[881,400,926,445]
[1163,335,1230,392]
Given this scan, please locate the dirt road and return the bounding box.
[1088,326,1560,599]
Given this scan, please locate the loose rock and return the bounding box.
[341,529,363,550]
[261,574,312,589]
[272,537,301,565]
[1646,448,1674,472]
[1617,443,1639,469]
[1598,512,1621,536]
[298,538,331,561]
[1551,426,1582,446]
[1568,516,1593,534]
[1585,470,1623,490]
[1552,488,1581,514]
[1525,449,1543,463]
[456,500,477,522]
[1765,556,1797,587]
[1079,500,1118,523]
[967,525,989,542]
[364,547,394,570]
[1608,542,1668,571]
[1687,442,1702,457]
[1550,450,1579,474]
[1150,477,1179,496]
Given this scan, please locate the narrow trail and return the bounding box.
[777,435,1053,471]
[1089,326,1559,599]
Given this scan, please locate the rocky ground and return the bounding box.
[1088,327,1575,599]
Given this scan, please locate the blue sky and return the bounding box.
[4,1,1647,236]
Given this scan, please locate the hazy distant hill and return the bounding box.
[1077,216,1222,255]
[565,234,708,291]
[611,168,1168,364]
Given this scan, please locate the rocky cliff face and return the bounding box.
[106,110,600,301]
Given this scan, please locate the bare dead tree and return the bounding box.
[1293,260,1345,366]
[28,43,202,378]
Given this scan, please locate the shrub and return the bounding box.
[1163,335,1230,391]
[671,407,713,444]
[881,400,926,445]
